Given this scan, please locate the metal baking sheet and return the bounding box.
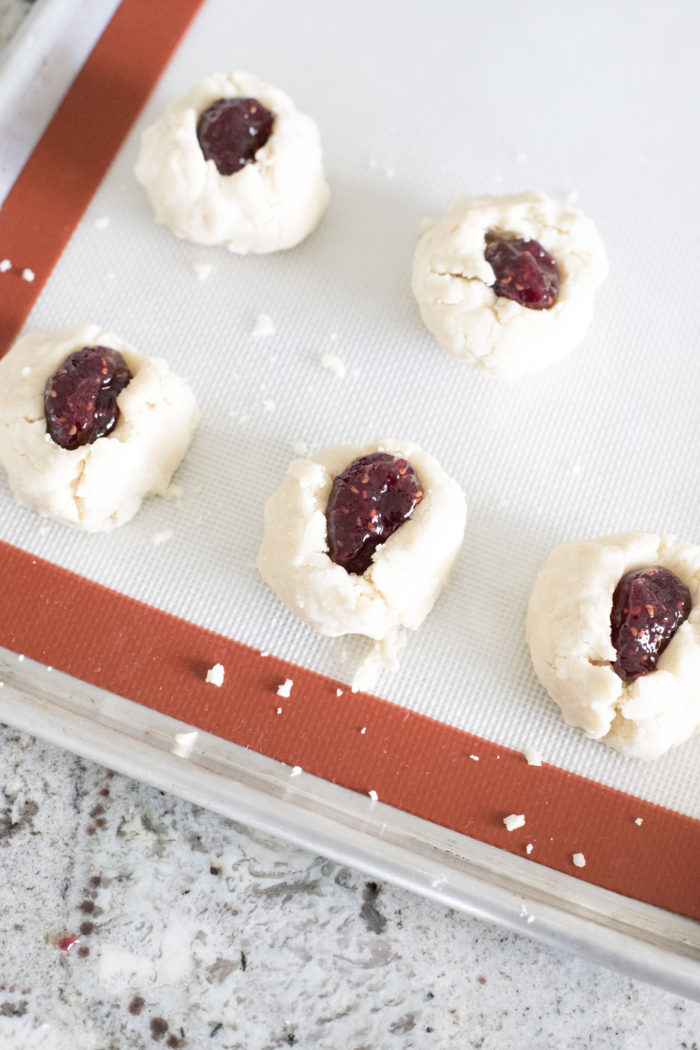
[1,0,698,996]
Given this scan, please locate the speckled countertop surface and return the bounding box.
[1,725,699,1050]
[1,4,700,1047]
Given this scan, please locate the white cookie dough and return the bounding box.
[411,191,608,378]
[257,438,466,691]
[0,324,199,531]
[134,72,330,254]
[526,532,700,760]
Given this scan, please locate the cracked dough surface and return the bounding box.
[0,324,199,531]
[412,191,608,378]
[526,532,700,760]
[257,439,466,690]
[134,71,330,254]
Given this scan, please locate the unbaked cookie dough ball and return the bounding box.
[0,324,199,531]
[134,71,330,254]
[526,532,700,760]
[412,191,608,378]
[257,439,466,691]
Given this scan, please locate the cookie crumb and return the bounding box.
[290,765,302,777]
[94,216,110,229]
[572,852,586,868]
[523,747,542,766]
[291,441,309,457]
[634,817,644,826]
[276,707,283,714]
[17,654,25,662]
[368,789,378,802]
[193,262,213,282]
[205,663,225,687]
[259,650,270,658]
[360,727,367,734]
[335,688,343,696]
[469,754,480,761]
[172,730,198,758]
[21,366,31,377]
[503,813,525,831]
[277,678,293,698]
[0,259,11,273]
[525,843,533,854]
[152,529,174,546]
[252,313,275,337]
[320,352,346,378]
[21,268,35,282]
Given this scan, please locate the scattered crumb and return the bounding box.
[503,813,525,832]
[94,216,110,229]
[193,262,213,282]
[572,852,586,868]
[263,399,276,413]
[335,688,343,697]
[527,915,535,923]
[0,259,11,272]
[21,366,31,377]
[525,843,533,855]
[368,790,378,802]
[276,707,282,715]
[360,727,367,735]
[152,529,174,546]
[291,440,309,457]
[252,313,275,337]
[165,483,184,502]
[290,765,302,778]
[259,650,270,658]
[469,754,479,762]
[205,663,225,687]
[523,747,542,767]
[320,352,346,378]
[46,666,53,672]
[277,678,293,698]
[634,817,644,826]
[17,654,25,662]
[21,268,35,282]
[172,730,198,758]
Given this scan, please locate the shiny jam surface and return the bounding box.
[610,566,691,682]
[484,236,560,309]
[196,97,275,175]
[325,452,424,576]
[44,345,132,451]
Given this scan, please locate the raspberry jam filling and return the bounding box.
[484,236,560,310]
[44,345,132,451]
[196,97,275,176]
[326,452,424,576]
[610,566,691,682]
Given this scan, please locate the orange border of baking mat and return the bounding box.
[0,0,698,923]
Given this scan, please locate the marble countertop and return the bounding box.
[1,724,699,1049]
[1,3,699,1047]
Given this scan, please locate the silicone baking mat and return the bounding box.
[0,0,698,923]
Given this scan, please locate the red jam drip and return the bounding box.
[44,345,132,451]
[196,97,275,176]
[325,452,423,576]
[610,566,691,682]
[484,236,560,309]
